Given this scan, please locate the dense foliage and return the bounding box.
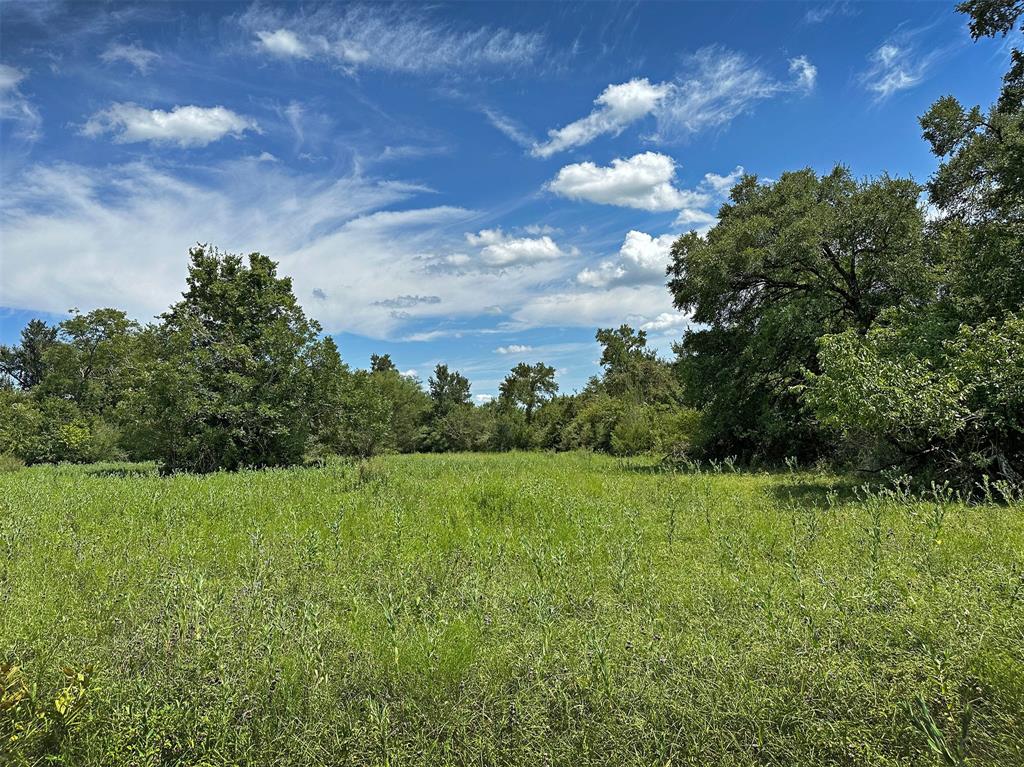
[665,0,1023,488]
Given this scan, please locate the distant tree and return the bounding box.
[499,362,558,424]
[0,319,57,389]
[370,353,398,373]
[371,367,431,452]
[40,308,141,413]
[595,325,678,404]
[338,370,392,458]
[427,364,471,415]
[306,336,351,455]
[419,363,476,452]
[139,245,330,472]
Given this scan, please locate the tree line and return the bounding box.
[0,248,688,470]
[2,1,1021,489]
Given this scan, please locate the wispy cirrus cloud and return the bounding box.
[859,34,938,101]
[100,41,161,73]
[802,2,856,26]
[856,25,950,101]
[0,160,595,339]
[482,107,535,148]
[653,47,815,142]
[0,64,42,142]
[531,47,815,157]
[82,103,259,147]
[240,4,546,74]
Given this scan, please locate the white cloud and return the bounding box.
[240,5,544,73]
[789,56,817,93]
[255,29,310,58]
[547,152,700,212]
[482,107,534,148]
[0,160,587,340]
[860,40,932,101]
[474,393,494,404]
[531,49,815,156]
[465,228,570,268]
[547,153,742,220]
[100,42,161,73]
[674,165,744,230]
[514,284,676,331]
[641,312,690,333]
[82,103,258,147]
[495,344,533,355]
[802,2,855,25]
[0,64,41,141]
[700,166,745,196]
[577,230,675,289]
[653,47,807,142]
[0,64,26,92]
[531,78,672,158]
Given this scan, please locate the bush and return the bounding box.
[810,311,1024,488]
[0,392,124,465]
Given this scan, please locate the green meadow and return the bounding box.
[2,452,1022,766]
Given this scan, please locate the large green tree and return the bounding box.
[809,0,1024,486]
[138,246,333,472]
[667,166,929,461]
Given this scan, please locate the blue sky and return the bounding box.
[0,1,1010,399]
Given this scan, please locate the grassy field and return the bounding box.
[1,453,1022,766]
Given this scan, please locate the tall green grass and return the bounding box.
[2,453,1022,765]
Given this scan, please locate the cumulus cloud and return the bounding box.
[547,152,743,221]
[465,228,570,268]
[495,344,532,354]
[674,165,744,229]
[531,48,815,156]
[577,231,676,289]
[82,103,258,147]
[0,64,41,141]
[100,42,161,73]
[860,39,934,101]
[641,312,690,333]
[547,152,698,212]
[240,4,545,73]
[531,78,672,158]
